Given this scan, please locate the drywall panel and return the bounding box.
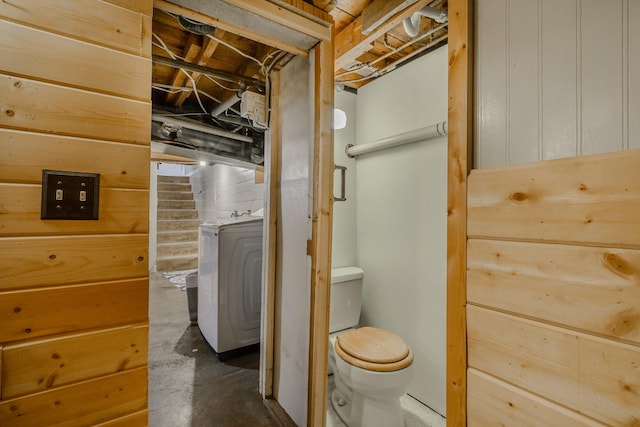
[2,325,148,398]
[476,0,508,168]
[0,130,149,189]
[273,55,312,426]
[541,0,578,160]
[580,0,623,155]
[468,239,640,343]
[467,306,640,425]
[355,46,447,415]
[331,90,358,268]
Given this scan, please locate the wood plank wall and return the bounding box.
[0,1,152,425]
[466,149,640,426]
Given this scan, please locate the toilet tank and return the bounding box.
[329,267,364,333]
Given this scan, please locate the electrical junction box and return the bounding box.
[241,91,267,128]
[41,170,100,220]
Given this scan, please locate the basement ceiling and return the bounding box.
[151,0,448,165]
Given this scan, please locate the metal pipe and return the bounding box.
[346,121,447,158]
[152,54,265,90]
[152,114,253,143]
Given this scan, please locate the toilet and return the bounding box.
[328,267,414,427]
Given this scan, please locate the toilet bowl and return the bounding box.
[328,268,414,427]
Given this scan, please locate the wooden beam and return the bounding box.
[362,0,418,35]
[260,69,281,399]
[222,0,331,41]
[334,0,430,71]
[307,38,334,427]
[447,0,473,426]
[172,32,224,108]
[165,33,201,105]
[154,0,308,57]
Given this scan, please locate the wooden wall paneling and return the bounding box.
[93,409,148,427]
[0,20,150,100]
[104,0,153,16]
[507,0,540,165]
[475,0,507,169]
[580,0,624,155]
[307,39,334,427]
[0,367,147,427]
[0,0,150,57]
[0,130,150,188]
[630,0,640,150]
[0,185,148,236]
[447,0,473,424]
[1,324,148,398]
[0,235,148,290]
[467,369,606,427]
[541,0,578,160]
[0,75,150,145]
[467,305,640,425]
[0,278,148,342]
[467,239,640,343]
[467,149,640,246]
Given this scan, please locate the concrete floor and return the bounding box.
[148,272,279,427]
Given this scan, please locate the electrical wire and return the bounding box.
[206,33,266,74]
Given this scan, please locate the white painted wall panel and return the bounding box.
[580,0,624,155]
[541,0,578,160]
[508,0,540,164]
[630,0,640,149]
[476,0,508,168]
[355,46,448,416]
[476,0,637,167]
[332,90,358,268]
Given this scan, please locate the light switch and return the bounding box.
[41,170,100,220]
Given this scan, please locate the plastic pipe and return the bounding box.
[346,120,447,158]
[403,7,448,37]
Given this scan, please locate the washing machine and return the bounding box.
[198,217,263,354]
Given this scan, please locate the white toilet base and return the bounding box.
[331,388,404,427]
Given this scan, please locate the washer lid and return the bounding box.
[336,326,410,364]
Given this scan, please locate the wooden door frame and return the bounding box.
[447,0,473,426]
[151,1,334,425]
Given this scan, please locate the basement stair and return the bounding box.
[156,175,199,272]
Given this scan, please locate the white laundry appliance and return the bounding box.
[198,217,263,354]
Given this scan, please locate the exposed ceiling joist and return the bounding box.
[154,0,309,56]
[361,0,418,35]
[334,0,431,71]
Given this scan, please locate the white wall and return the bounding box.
[189,164,264,222]
[332,90,358,268]
[354,46,448,415]
[476,0,640,169]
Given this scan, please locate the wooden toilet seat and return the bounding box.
[335,327,413,372]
